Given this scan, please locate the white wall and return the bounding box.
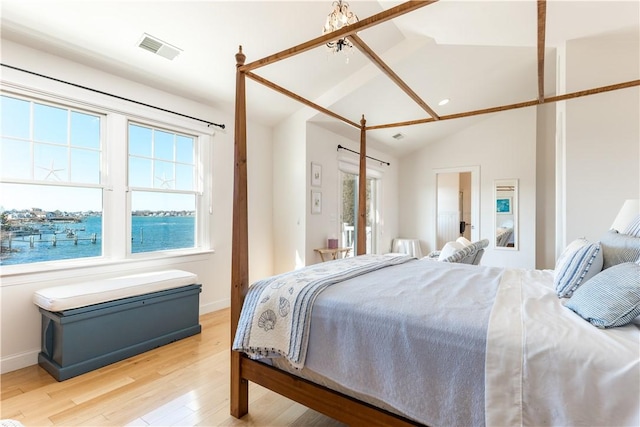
[398,108,538,269]
[562,32,640,244]
[536,102,557,269]
[272,110,307,274]
[0,40,274,372]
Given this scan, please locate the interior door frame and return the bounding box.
[433,165,480,250]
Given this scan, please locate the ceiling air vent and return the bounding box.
[392,132,405,140]
[138,33,182,60]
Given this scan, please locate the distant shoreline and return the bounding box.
[1,216,196,266]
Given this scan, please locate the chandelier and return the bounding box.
[322,1,359,53]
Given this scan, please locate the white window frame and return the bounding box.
[0,82,215,277]
[125,119,204,257]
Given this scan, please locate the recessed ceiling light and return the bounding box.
[138,33,182,60]
[438,98,450,106]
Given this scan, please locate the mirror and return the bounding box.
[494,179,518,250]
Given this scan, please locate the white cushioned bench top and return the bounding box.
[33,269,198,312]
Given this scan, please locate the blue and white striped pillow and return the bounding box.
[599,230,640,269]
[623,214,640,237]
[564,262,640,328]
[441,239,489,264]
[554,240,602,298]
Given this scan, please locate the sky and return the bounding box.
[1,95,196,213]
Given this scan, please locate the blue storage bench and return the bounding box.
[33,269,201,381]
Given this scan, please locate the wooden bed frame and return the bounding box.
[230,1,639,424]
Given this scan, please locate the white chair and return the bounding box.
[391,238,423,258]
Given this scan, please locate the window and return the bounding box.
[128,123,198,254]
[1,95,103,265]
[0,91,210,268]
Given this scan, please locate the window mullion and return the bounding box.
[29,101,35,180]
[67,109,72,182]
[103,113,128,259]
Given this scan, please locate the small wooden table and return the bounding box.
[314,247,352,262]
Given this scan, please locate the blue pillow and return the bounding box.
[565,262,640,328]
[554,240,602,298]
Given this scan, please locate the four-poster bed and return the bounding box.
[231,1,640,425]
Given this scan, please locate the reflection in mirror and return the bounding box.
[495,179,518,250]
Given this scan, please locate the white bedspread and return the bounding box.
[486,268,640,426]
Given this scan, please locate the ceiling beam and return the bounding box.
[365,80,640,130]
[239,0,438,73]
[349,33,440,120]
[544,80,639,102]
[537,0,547,103]
[239,0,636,137]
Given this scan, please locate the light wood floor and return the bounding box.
[1,309,346,426]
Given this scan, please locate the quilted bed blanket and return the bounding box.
[232,253,414,368]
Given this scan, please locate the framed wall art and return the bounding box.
[311,162,322,187]
[311,190,322,214]
[496,197,512,214]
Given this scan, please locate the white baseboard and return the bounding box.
[1,349,39,374]
[200,298,229,315]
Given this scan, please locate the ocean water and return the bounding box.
[1,216,195,266]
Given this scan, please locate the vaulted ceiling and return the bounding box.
[1,1,638,157]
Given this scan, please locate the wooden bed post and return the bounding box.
[357,115,367,255]
[230,45,249,418]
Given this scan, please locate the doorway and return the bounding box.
[434,166,480,250]
[340,171,378,255]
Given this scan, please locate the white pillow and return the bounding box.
[456,236,471,247]
[438,241,464,261]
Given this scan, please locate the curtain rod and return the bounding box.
[337,144,390,166]
[1,63,226,130]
